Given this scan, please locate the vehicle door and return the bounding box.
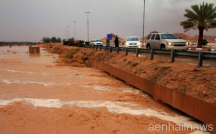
[154,34,161,49]
[150,34,156,49]
[146,34,151,46]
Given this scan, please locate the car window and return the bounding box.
[151,34,156,40]
[147,34,151,39]
[93,40,101,42]
[127,37,139,41]
[161,34,179,39]
[155,34,160,40]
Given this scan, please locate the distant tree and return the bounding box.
[41,37,50,43]
[50,37,57,43]
[180,2,216,48]
[68,38,74,42]
[41,37,45,43]
[57,37,61,43]
[42,37,62,43]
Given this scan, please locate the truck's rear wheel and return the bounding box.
[147,44,151,49]
[160,44,166,50]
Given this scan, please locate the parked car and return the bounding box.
[146,32,188,50]
[91,39,103,46]
[125,36,141,48]
[76,40,85,44]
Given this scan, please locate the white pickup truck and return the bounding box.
[146,32,188,50]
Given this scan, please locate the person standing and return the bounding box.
[115,35,119,47]
[106,35,110,47]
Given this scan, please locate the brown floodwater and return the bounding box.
[0,46,210,134]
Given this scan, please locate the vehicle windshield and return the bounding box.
[161,34,179,39]
[93,40,101,42]
[127,37,139,41]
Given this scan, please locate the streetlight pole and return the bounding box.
[85,11,91,41]
[73,21,77,40]
[67,26,70,39]
[65,29,67,40]
[142,0,145,46]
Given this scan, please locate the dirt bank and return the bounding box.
[41,44,216,106]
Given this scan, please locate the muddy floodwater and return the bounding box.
[0,46,210,134]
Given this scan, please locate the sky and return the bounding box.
[0,0,216,42]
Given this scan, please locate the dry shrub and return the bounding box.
[64,49,77,59]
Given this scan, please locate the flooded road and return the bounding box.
[0,46,210,134]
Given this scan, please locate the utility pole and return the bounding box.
[65,29,67,40]
[85,11,91,41]
[142,0,145,46]
[67,26,70,39]
[73,21,77,40]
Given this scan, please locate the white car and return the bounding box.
[146,32,188,50]
[91,39,103,46]
[125,36,141,48]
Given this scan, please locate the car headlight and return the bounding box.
[167,42,173,46]
[186,42,189,46]
[137,42,140,45]
[126,42,129,46]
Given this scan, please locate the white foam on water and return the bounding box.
[1,79,53,86]
[123,89,141,94]
[123,90,134,93]
[67,83,71,86]
[0,69,48,76]
[141,94,150,98]
[0,98,210,133]
[26,98,62,108]
[42,73,48,76]
[93,86,109,91]
[0,69,33,74]
[120,87,144,94]
[83,86,110,91]
[0,98,23,106]
[120,87,134,90]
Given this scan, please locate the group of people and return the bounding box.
[106,35,119,47]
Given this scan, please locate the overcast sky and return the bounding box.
[0,0,216,42]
